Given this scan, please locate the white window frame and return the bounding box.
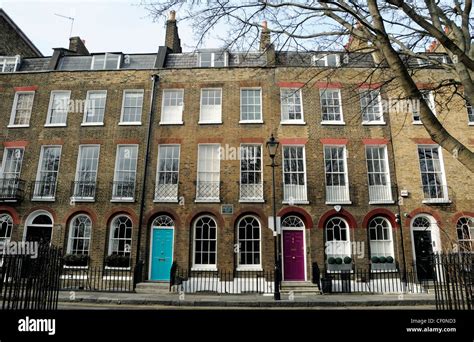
[282,145,308,204]
[91,53,121,70]
[192,215,218,271]
[456,217,474,252]
[67,214,92,256]
[112,145,138,202]
[365,145,393,204]
[154,144,180,203]
[236,215,262,271]
[199,88,222,124]
[45,90,71,127]
[417,145,450,204]
[33,145,62,201]
[0,147,24,179]
[325,217,352,262]
[0,56,20,73]
[320,88,344,125]
[368,217,396,271]
[312,54,340,67]
[0,214,13,248]
[8,91,35,128]
[82,90,107,126]
[239,144,263,203]
[324,145,351,204]
[360,89,385,125]
[198,51,228,67]
[413,91,436,124]
[240,87,263,123]
[280,88,305,124]
[72,145,100,202]
[160,89,184,125]
[108,215,133,258]
[119,89,144,125]
[195,144,221,202]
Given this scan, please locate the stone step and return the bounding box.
[280,281,321,294]
[135,282,170,294]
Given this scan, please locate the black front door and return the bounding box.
[25,226,52,244]
[413,230,434,280]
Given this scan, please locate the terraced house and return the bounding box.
[0,10,472,292]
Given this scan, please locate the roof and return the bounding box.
[0,8,43,57]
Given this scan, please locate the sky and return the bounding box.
[0,0,223,56]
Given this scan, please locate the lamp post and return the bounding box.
[266,134,281,300]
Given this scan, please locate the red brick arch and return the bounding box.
[404,207,443,228]
[185,208,225,230]
[22,207,58,225]
[232,208,268,228]
[362,208,399,229]
[145,207,182,229]
[63,207,99,227]
[451,211,474,225]
[0,206,21,224]
[277,206,313,229]
[105,207,139,227]
[317,209,358,229]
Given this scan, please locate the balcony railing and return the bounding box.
[195,181,220,202]
[154,183,179,202]
[111,181,136,201]
[0,178,26,202]
[71,181,97,201]
[283,183,307,203]
[422,184,450,203]
[31,180,58,200]
[239,182,263,202]
[368,184,393,203]
[326,185,350,204]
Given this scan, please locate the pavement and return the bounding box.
[58,291,437,309]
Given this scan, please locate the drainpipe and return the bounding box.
[134,73,159,286]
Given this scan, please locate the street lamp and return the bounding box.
[266,134,281,300]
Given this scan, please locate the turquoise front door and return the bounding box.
[150,228,174,281]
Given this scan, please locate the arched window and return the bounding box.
[237,216,261,269]
[67,214,92,255]
[456,217,474,252]
[193,216,217,269]
[325,217,351,259]
[281,215,305,228]
[412,216,431,229]
[109,215,132,256]
[0,214,13,244]
[368,217,395,263]
[152,215,174,227]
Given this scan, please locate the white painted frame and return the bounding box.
[45,90,71,127]
[82,90,107,126]
[417,144,450,204]
[323,144,351,204]
[195,143,221,203]
[410,214,442,265]
[281,145,309,204]
[119,89,144,125]
[280,88,305,125]
[22,210,54,243]
[0,146,24,179]
[320,88,345,125]
[239,144,264,203]
[160,89,184,125]
[148,216,175,281]
[236,215,263,271]
[360,89,385,125]
[8,91,35,128]
[280,216,307,282]
[66,214,92,255]
[154,144,180,203]
[199,88,222,124]
[72,144,100,202]
[240,87,263,123]
[192,215,218,271]
[32,145,62,201]
[111,144,138,202]
[365,145,394,204]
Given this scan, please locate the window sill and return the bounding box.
[236,267,263,272]
[191,267,218,272]
[44,123,67,128]
[110,198,135,203]
[198,121,223,125]
[280,121,306,125]
[412,121,423,125]
[369,200,395,205]
[70,197,95,203]
[362,121,386,126]
[321,121,345,125]
[159,121,184,125]
[239,199,265,203]
[104,266,131,270]
[468,122,474,126]
[81,122,104,127]
[154,199,179,203]
[119,122,142,126]
[370,268,398,273]
[63,265,88,270]
[325,201,352,205]
[195,199,220,203]
[31,197,56,202]
[422,199,452,204]
[239,120,264,124]
[7,124,29,128]
[282,200,309,205]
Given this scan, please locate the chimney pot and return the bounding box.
[169,10,176,21]
[262,20,268,30]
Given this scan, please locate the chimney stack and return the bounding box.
[259,21,276,66]
[69,36,89,55]
[165,10,182,53]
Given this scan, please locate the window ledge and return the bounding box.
[110,198,135,203]
[154,199,179,203]
[280,121,306,125]
[159,121,184,125]
[236,267,263,272]
[369,200,395,205]
[239,120,264,124]
[412,121,423,125]
[191,267,218,272]
[31,197,56,202]
[63,266,89,270]
[70,197,95,203]
[195,199,220,203]
[468,122,474,126]
[198,121,223,125]
[321,121,345,125]
[81,122,104,127]
[119,122,142,126]
[282,200,309,205]
[325,201,352,205]
[239,199,265,203]
[325,270,354,274]
[44,124,67,128]
[422,199,452,204]
[7,124,29,128]
[104,266,131,270]
[370,268,398,273]
[362,121,386,126]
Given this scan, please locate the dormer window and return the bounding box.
[198,50,228,67]
[91,53,121,70]
[0,56,20,73]
[312,54,340,67]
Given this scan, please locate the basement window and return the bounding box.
[0,56,20,73]
[91,53,121,70]
[198,50,228,67]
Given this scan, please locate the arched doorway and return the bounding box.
[281,215,306,281]
[149,215,175,281]
[411,214,441,280]
[24,210,53,244]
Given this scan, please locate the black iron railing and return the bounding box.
[111,181,136,201]
[0,178,25,202]
[71,181,98,200]
[31,180,58,200]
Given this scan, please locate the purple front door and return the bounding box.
[282,230,305,281]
